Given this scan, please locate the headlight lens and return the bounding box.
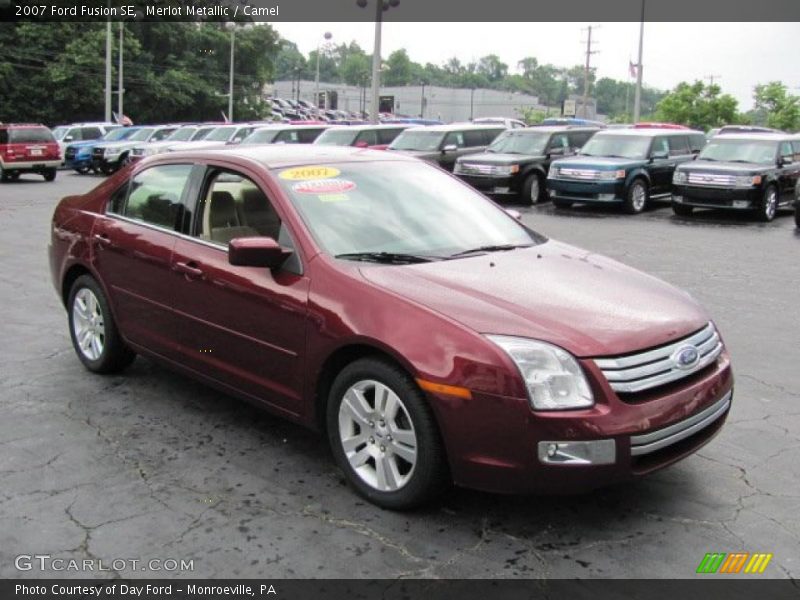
[487,336,594,410]
[494,164,520,176]
[548,167,559,179]
[598,169,626,180]
[673,170,688,184]
[734,175,761,187]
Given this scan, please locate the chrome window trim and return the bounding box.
[629,391,732,456]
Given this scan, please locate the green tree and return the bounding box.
[341,53,371,87]
[753,82,800,131]
[274,41,308,81]
[654,81,741,130]
[476,54,508,83]
[384,49,412,86]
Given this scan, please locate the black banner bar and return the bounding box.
[2,0,800,22]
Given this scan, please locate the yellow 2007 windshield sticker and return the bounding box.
[279,166,340,181]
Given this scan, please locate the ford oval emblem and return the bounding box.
[673,345,700,370]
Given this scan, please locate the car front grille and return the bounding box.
[458,163,504,176]
[594,322,723,394]
[92,147,104,158]
[687,172,736,186]
[555,168,602,180]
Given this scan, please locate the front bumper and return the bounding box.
[456,174,519,196]
[673,184,762,210]
[547,179,626,204]
[65,155,92,170]
[428,350,733,494]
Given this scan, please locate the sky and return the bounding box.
[271,22,800,110]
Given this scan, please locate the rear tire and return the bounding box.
[623,179,648,214]
[67,275,135,374]
[327,357,448,510]
[672,202,693,217]
[521,173,543,205]
[43,168,57,182]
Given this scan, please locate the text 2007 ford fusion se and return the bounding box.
[49,145,733,509]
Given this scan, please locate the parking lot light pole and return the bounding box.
[104,19,112,122]
[229,25,235,122]
[357,0,399,124]
[315,32,333,111]
[633,0,645,123]
[117,23,124,121]
[420,81,426,118]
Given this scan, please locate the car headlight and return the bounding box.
[104,148,119,157]
[673,170,688,184]
[734,174,761,187]
[548,167,559,179]
[487,336,594,410]
[599,169,626,180]
[494,164,520,176]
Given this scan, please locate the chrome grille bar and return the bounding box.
[595,322,723,393]
[687,173,736,186]
[556,168,602,180]
[629,391,732,456]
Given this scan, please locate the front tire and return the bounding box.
[67,275,135,373]
[623,179,648,214]
[521,173,543,205]
[327,358,448,510]
[757,185,778,222]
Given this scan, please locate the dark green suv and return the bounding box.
[547,129,706,214]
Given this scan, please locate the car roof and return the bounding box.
[324,124,408,132]
[517,126,600,133]
[0,123,49,129]
[707,133,790,141]
[594,128,703,137]
[251,124,330,131]
[163,144,418,169]
[404,123,506,132]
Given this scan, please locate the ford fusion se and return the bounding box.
[49,146,733,509]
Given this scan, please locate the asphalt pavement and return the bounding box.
[1,171,798,579]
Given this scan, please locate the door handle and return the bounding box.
[93,233,112,246]
[175,261,204,278]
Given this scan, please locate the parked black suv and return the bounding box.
[672,133,800,222]
[453,126,599,203]
[547,129,706,213]
[388,124,506,171]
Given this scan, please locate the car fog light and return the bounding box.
[537,440,616,465]
[733,200,750,208]
[598,193,616,201]
[673,195,683,203]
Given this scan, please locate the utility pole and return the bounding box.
[228,26,235,122]
[117,23,124,121]
[704,74,721,87]
[104,20,112,122]
[581,25,599,119]
[633,0,645,123]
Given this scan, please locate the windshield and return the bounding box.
[389,131,445,152]
[104,128,135,141]
[488,131,548,155]
[275,161,540,259]
[315,129,359,146]
[166,128,198,142]
[129,128,155,142]
[580,134,651,159]
[698,139,778,164]
[241,129,279,145]
[205,127,236,142]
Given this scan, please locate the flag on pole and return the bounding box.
[629,60,638,79]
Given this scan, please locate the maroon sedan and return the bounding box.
[49,145,733,509]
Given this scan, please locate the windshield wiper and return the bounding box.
[449,243,533,258]
[335,252,437,264]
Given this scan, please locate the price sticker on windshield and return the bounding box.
[292,179,357,195]
[279,166,340,181]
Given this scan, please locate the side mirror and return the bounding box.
[228,237,291,269]
[547,146,565,157]
[651,149,669,160]
[442,144,458,153]
[779,156,793,167]
[505,209,522,221]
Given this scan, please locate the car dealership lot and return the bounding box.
[1,173,798,579]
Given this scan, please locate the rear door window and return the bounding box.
[298,128,325,143]
[116,164,193,230]
[463,130,486,147]
[668,135,690,156]
[356,130,379,146]
[377,128,404,145]
[274,130,300,144]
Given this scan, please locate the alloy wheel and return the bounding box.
[337,379,418,492]
[72,288,105,361]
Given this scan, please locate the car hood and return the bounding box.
[94,140,138,151]
[458,152,545,165]
[168,141,229,151]
[388,149,440,159]
[553,156,644,170]
[358,240,709,358]
[677,160,769,173]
